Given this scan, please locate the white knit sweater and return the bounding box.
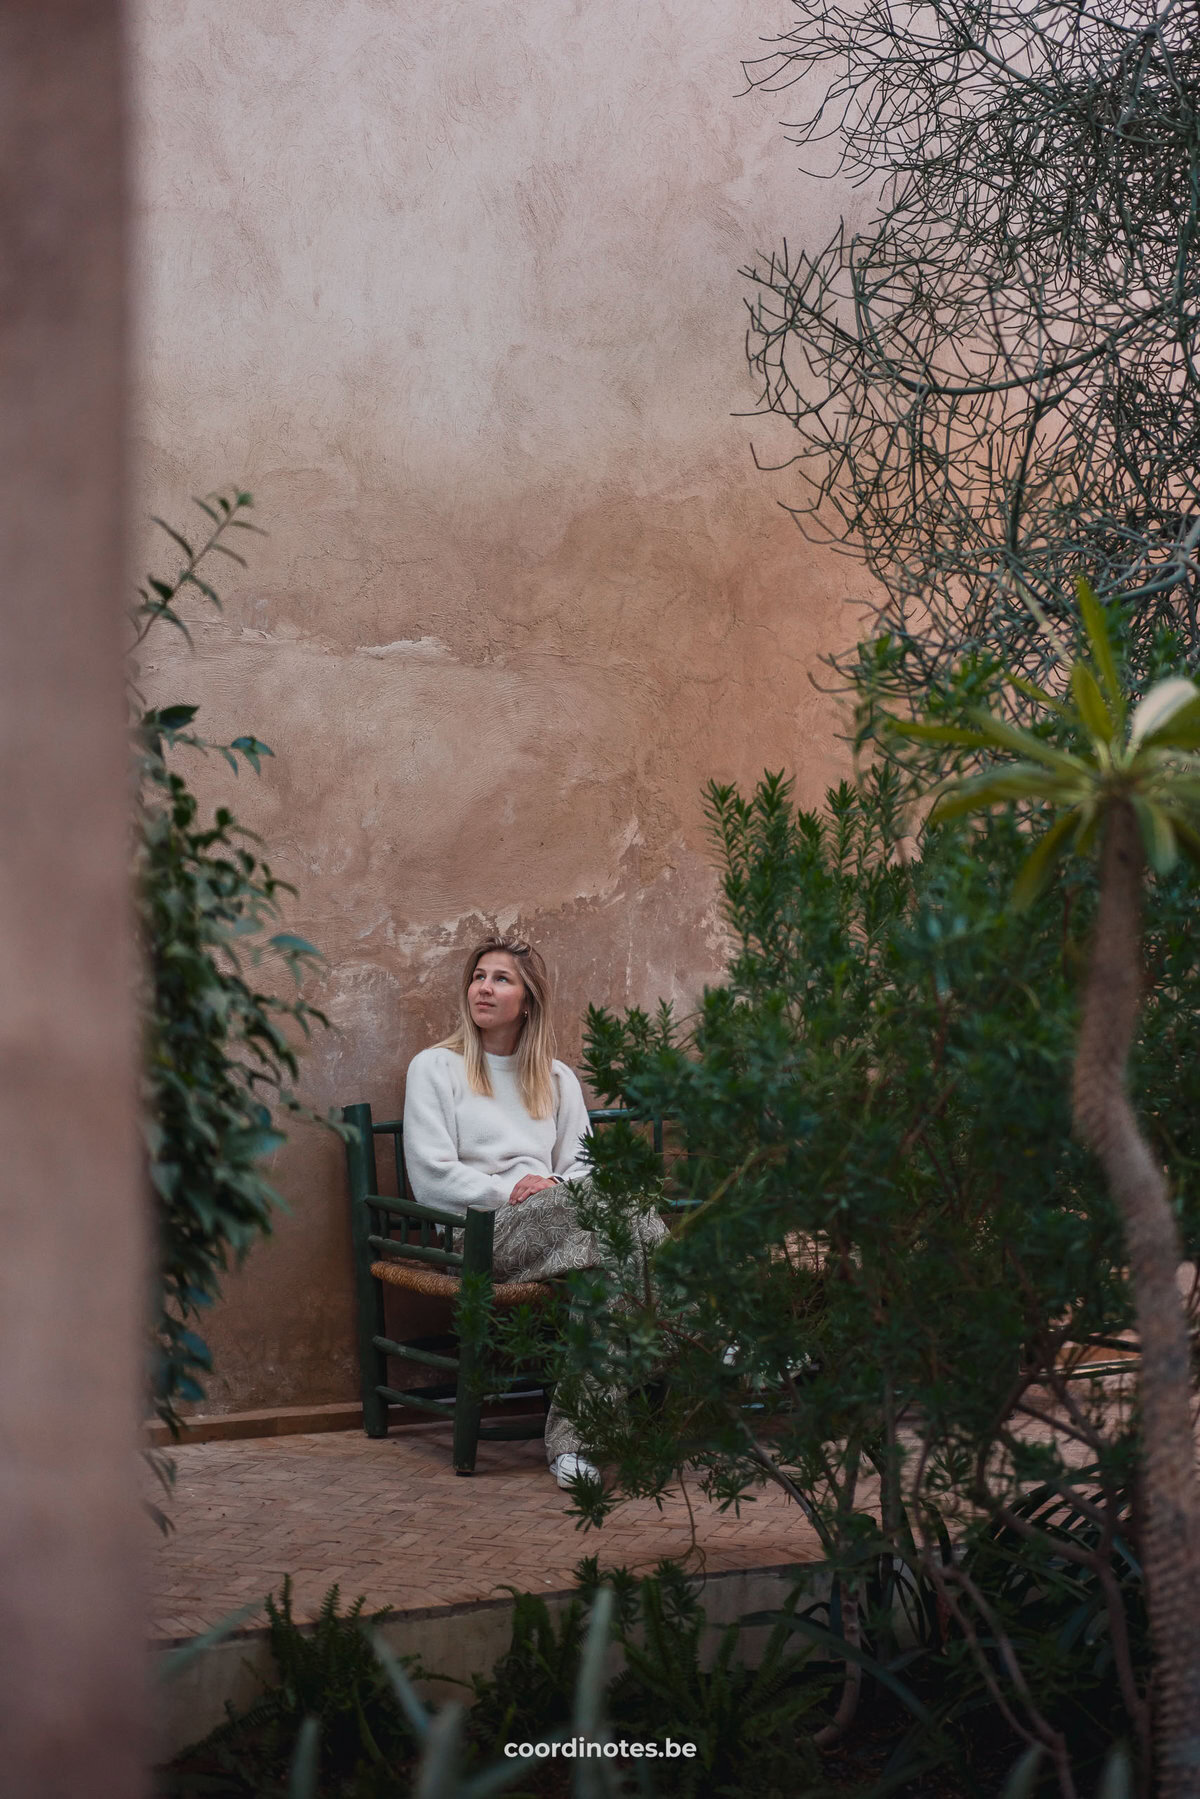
[402,1045,592,1216]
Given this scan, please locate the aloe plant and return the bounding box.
[892,582,1200,1799]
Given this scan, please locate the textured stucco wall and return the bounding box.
[132,0,867,1412]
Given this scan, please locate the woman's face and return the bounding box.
[467,951,527,1038]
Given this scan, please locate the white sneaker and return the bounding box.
[552,1453,600,1488]
[722,1341,815,1384]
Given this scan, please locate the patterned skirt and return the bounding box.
[490,1180,668,1464]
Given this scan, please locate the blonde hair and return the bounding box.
[439,937,557,1119]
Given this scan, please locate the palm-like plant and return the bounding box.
[892,581,1200,1799]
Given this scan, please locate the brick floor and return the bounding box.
[151,1422,823,1643]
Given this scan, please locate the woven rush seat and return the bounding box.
[368,1257,552,1308]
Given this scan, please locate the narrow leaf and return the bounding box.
[1129,679,1200,750]
[1073,809,1101,856]
[1070,662,1116,745]
[574,1586,613,1739]
[180,572,223,608]
[741,1609,931,1722]
[1008,670,1074,719]
[211,541,248,567]
[1135,694,1200,752]
[465,1755,561,1798]
[1131,797,1178,875]
[929,769,1076,822]
[964,709,1087,776]
[1096,1743,1133,1799]
[1075,577,1123,719]
[413,1704,467,1799]
[369,1628,431,1741]
[150,517,195,560]
[153,610,192,641]
[270,934,322,958]
[1154,777,1200,805]
[1011,811,1080,910]
[999,1743,1044,1799]
[1171,817,1200,875]
[288,1717,320,1799]
[157,1596,266,1679]
[155,705,199,731]
[887,720,994,748]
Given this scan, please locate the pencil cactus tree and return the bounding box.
[742,0,1200,700]
[892,581,1200,1798]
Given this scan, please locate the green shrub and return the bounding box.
[463,1560,827,1796]
[602,1562,825,1798]
[158,1580,422,1799]
[132,493,340,1437]
[163,1564,832,1798]
[555,752,1193,1793]
[466,1588,591,1760]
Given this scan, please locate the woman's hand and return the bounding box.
[508,1174,558,1207]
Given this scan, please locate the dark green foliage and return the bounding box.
[134,494,339,1435]
[466,1589,591,1758]
[859,635,1200,1251]
[556,759,1192,1792]
[454,1280,569,1408]
[139,708,327,1427]
[259,1581,417,1778]
[158,1580,422,1799]
[602,1562,826,1798]
[164,1565,833,1798]
[464,1560,829,1796]
[950,1478,1147,1779]
[823,1477,1149,1795]
[570,765,1123,1495]
[160,1554,1143,1796]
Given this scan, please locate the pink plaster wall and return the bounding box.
[131,1,869,1412]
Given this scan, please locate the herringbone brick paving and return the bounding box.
[151,1423,821,1642]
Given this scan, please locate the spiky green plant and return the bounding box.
[607,1562,824,1797]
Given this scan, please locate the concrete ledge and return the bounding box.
[153,1562,828,1762]
[147,1402,364,1448]
[147,1399,543,1448]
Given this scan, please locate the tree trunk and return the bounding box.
[1072,799,1200,1796]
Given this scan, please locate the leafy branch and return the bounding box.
[134,491,339,1438]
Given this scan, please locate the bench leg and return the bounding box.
[451,1207,495,1473]
[344,1105,390,1439]
[451,1361,481,1475]
[362,1369,389,1439]
[356,1265,389,1440]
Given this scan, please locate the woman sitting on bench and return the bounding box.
[402,935,666,1489]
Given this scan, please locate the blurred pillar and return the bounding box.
[0,3,145,1796]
